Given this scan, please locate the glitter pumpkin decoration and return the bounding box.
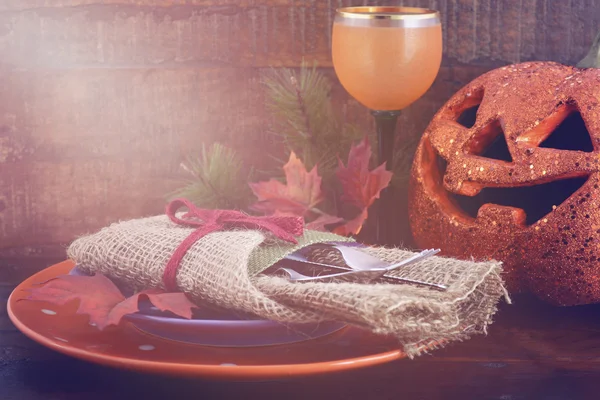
[408,32,600,306]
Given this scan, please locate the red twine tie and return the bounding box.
[162,198,304,291]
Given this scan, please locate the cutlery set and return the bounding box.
[276,244,445,290]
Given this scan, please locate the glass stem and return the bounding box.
[371,110,401,245]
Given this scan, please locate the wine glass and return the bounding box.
[332,6,442,245]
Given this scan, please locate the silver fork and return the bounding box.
[278,248,446,290]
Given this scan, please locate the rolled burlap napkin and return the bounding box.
[67,201,509,357]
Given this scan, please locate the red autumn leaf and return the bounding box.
[249,151,324,216]
[333,137,393,235]
[25,274,197,330]
[103,290,197,329]
[336,137,393,210]
[305,214,344,231]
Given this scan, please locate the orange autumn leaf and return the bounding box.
[249,151,324,216]
[25,274,197,330]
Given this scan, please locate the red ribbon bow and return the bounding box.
[162,198,304,291]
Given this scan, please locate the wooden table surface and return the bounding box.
[3,258,600,400]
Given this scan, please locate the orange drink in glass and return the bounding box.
[332,7,442,244]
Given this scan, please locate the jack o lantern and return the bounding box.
[408,33,600,306]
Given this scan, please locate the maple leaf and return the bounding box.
[25,274,197,330]
[332,137,393,236]
[305,214,344,231]
[336,137,393,210]
[249,151,324,216]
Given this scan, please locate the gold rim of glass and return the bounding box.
[336,6,439,20]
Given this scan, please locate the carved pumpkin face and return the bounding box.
[409,61,600,306]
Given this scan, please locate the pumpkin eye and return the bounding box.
[457,104,480,128]
[539,111,594,152]
[463,120,513,163]
[518,104,595,152]
[454,88,484,128]
[480,132,512,162]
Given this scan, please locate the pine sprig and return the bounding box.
[167,143,254,210]
[261,61,363,181]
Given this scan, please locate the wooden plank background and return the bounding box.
[0,0,599,261]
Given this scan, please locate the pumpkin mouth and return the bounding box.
[421,138,591,226]
[450,174,590,225]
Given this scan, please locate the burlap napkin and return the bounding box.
[67,213,508,357]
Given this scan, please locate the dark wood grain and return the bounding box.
[0,66,370,254]
[0,0,597,67]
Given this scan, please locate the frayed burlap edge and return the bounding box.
[253,250,509,358]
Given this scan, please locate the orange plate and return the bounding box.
[7,260,407,380]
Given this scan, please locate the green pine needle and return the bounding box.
[167,143,254,210]
[261,60,364,182]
